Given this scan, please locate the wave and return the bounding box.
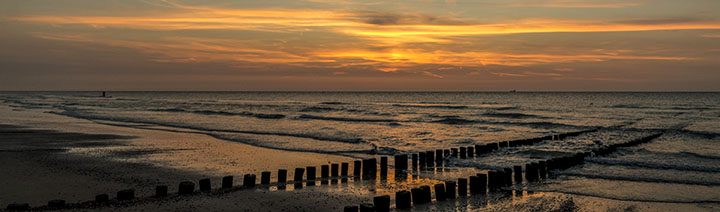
[52,110,364,144]
[677,129,720,139]
[319,101,347,105]
[298,114,395,123]
[482,111,545,119]
[680,151,720,160]
[431,117,582,129]
[392,104,469,109]
[533,189,720,204]
[431,117,476,125]
[299,106,342,112]
[607,104,655,109]
[151,108,285,119]
[558,172,720,186]
[585,158,720,173]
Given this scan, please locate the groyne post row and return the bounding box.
[344,132,663,211]
[5,130,594,211]
[410,130,597,170]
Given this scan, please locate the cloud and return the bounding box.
[422,71,444,78]
[701,33,720,38]
[490,72,527,77]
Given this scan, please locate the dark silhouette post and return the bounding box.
[155,185,168,197]
[222,176,233,188]
[514,166,523,184]
[434,183,446,201]
[331,163,339,177]
[179,181,195,195]
[426,151,435,167]
[306,167,316,185]
[354,161,362,178]
[95,194,109,202]
[380,156,388,178]
[278,169,287,184]
[199,178,211,192]
[396,190,412,209]
[243,174,256,187]
[435,149,443,166]
[458,178,468,196]
[373,195,390,212]
[341,163,349,177]
[445,181,456,199]
[261,171,271,185]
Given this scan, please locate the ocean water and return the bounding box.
[2,91,720,208]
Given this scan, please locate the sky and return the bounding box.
[1,0,719,91]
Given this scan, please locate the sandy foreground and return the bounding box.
[1,105,718,211]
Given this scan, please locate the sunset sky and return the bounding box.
[1,0,719,91]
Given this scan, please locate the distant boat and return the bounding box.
[510,90,516,92]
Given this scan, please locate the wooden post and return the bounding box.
[199,178,211,192]
[469,175,481,194]
[419,152,426,168]
[539,161,547,180]
[426,151,435,167]
[458,178,468,196]
[306,167,316,185]
[434,183,446,201]
[514,166,523,184]
[373,195,390,212]
[459,147,467,159]
[278,169,288,183]
[395,154,408,171]
[451,148,458,157]
[503,168,513,186]
[445,181,456,199]
[395,190,412,209]
[222,176,233,188]
[155,185,168,197]
[380,156,388,178]
[243,174,256,187]
[435,149,443,166]
[341,163,349,176]
[411,187,424,205]
[261,171,271,185]
[321,165,330,180]
[178,181,195,195]
[477,173,487,194]
[467,146,474,158]
[332,163,340,177]
[420,185,432,203]
[117,189,135,200]
[95,194,109,202]
[294,168,305,182]
[488,170,499,191]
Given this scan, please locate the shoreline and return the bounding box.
[1,105,719,211]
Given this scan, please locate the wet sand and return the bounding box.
[2,105,719,211]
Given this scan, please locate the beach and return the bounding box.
[1,92,719,211]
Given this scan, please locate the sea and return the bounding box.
[1,91,719,209]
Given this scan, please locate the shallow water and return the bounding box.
[1,91,719,210]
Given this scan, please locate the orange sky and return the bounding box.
[1,0,719,91]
